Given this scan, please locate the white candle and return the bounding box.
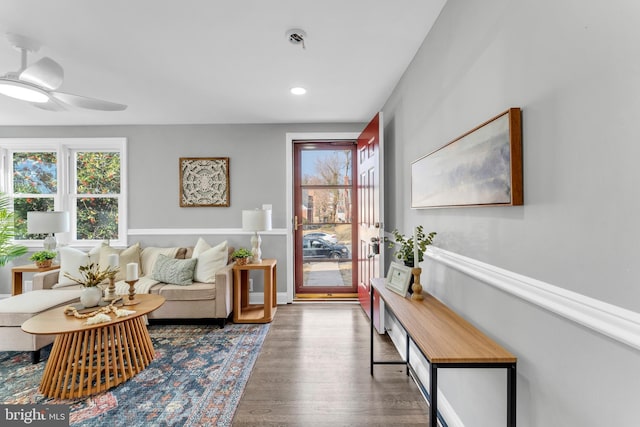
[108,253,119,269]
[413,227,419,268]
[126,263,138,281]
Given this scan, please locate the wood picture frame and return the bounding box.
[179,157,230,207]
[385,262,413,297]
[411,108,523,209]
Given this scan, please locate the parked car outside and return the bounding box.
[304,231,338,244]
[302,236,349,259]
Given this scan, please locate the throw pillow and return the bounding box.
[192,238,228,283]
[151,254,197,286]
[98,242,142,282]
[140,246,182,276]
[57,246,92,287]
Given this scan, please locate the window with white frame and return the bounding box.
[0,138,127,248]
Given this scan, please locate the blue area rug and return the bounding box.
[0,323,269,426]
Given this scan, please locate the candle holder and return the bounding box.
[124,279,140,306]
[103,274,118,302]
[410,267,424,301]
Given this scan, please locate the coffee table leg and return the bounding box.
[38,318,157,399]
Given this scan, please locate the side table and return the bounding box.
[12,263,60,295]
[233,258,277,323]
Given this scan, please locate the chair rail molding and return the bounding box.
[426,246,640,352]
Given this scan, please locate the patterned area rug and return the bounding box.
[0,323,269,426]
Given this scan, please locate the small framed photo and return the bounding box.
[385,262,412,297]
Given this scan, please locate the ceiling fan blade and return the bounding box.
[32,98,66,111]
[19,57,64,90]
[50,91,127,111]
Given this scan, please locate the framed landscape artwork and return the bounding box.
[179,157,230,207]
[411,108,523,209]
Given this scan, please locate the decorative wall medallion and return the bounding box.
[179,157,230,207]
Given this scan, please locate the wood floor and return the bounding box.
[233,302,430,426]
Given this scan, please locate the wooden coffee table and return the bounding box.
[21,293,165,399]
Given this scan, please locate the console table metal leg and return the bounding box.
[406,333,410,376]
[508,363,517,426]
[370,286,374,376]
[430,363,438,427]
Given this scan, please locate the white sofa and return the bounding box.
[0,289,83,363]
[32,240,235,327]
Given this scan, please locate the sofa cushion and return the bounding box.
[151,254,197,286]
[98,243,142,282]
[140,246,182,276]
[57,245,102,287]
[0,289,82,326]
[152,282,216,301]
[192,238,228,283]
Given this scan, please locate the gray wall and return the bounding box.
[383,0,640,426]
[0,122,363,293]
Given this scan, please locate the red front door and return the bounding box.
[357,113,384,333]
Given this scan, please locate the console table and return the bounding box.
[370,278,517,427]
[233,258,277,323]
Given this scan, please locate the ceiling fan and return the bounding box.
[0,33,126,111]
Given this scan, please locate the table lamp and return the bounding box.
[242,208,272,263]
[27,211,70,251]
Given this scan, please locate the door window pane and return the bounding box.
[302,224,352,286]
[301,150,352,185]
[301,189,352,224]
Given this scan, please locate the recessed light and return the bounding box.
[290,87,307,95]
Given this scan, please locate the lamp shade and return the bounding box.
[242,209,272,232]
[27,211,70,234]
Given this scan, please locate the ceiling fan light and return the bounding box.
[0,80,50,103]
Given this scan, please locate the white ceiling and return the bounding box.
[0,0,446,126]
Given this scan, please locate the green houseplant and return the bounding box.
[30,250,57,268]
[0,192,27,267]
[387,225,437,267]
[232,248,252,265]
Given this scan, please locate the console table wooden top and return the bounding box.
[372,278,515,364]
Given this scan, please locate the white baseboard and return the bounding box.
[0,293,10,300]
[249,291,289,305]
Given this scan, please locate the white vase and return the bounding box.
[80,286,102,308]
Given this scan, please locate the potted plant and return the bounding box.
[232,248,252,266]
[30,250,57,268]
[0,192,27,267]
[387,225,437,267]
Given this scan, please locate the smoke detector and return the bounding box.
[286,28,306,49]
